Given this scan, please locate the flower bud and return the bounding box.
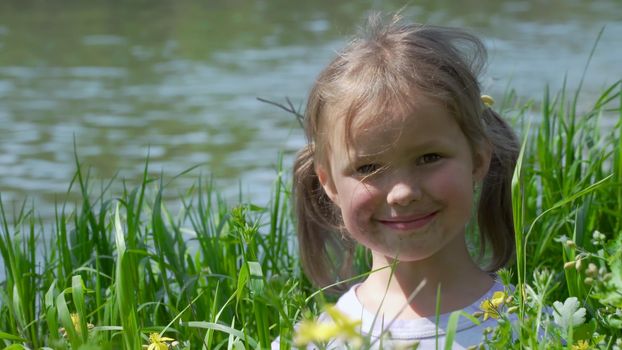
[565,240,576,249]
[564,261,576,270]
[584,277,593,285]
[586,263,598,276]
[575,258,582,270]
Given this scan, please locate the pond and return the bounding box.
[0,0,620,221]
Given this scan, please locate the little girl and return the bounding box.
[279,13,519,349]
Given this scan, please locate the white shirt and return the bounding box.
[272,280,508,349]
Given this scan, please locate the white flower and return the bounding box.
[552,297,586,330]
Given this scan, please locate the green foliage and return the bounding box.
[503,77,622,349]
[0,155,312,349]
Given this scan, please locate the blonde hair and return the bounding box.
[293,13,519,291]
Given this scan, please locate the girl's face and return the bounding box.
[316,95,491,263]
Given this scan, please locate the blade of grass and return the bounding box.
[184,321,258,348]
[114,202,141,349]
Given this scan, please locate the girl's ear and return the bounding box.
[473,142,492,182]
[316,165,339,204]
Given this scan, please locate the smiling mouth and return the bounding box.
[377,211,438,231]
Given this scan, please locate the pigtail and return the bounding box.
[478,107,520,271]
[292,144,355,292]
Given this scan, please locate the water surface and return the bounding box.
[0,0,620,220]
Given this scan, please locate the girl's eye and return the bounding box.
[418,153,441,165]
[355,163,380,175]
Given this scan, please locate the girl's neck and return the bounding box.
[356,235,494,320]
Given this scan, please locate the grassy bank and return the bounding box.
[0,81,621,349]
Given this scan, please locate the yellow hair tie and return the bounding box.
[481,95,495,107]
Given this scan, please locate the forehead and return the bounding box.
[325,92,455,149]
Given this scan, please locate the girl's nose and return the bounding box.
[386,180,422,206]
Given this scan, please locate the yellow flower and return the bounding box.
[59,313,94,338]
[295,320,341,345]
[479,291,506,321]
[70,313,80,331]
[572,340,590,350]
[146,333,176,350]
[294,305,362,348]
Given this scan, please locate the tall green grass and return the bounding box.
[0,81,620,349]
[0,154,314,349]
[506,78,622,349]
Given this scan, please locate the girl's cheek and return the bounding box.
[427,168,472,199]
[351,183,381,208]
